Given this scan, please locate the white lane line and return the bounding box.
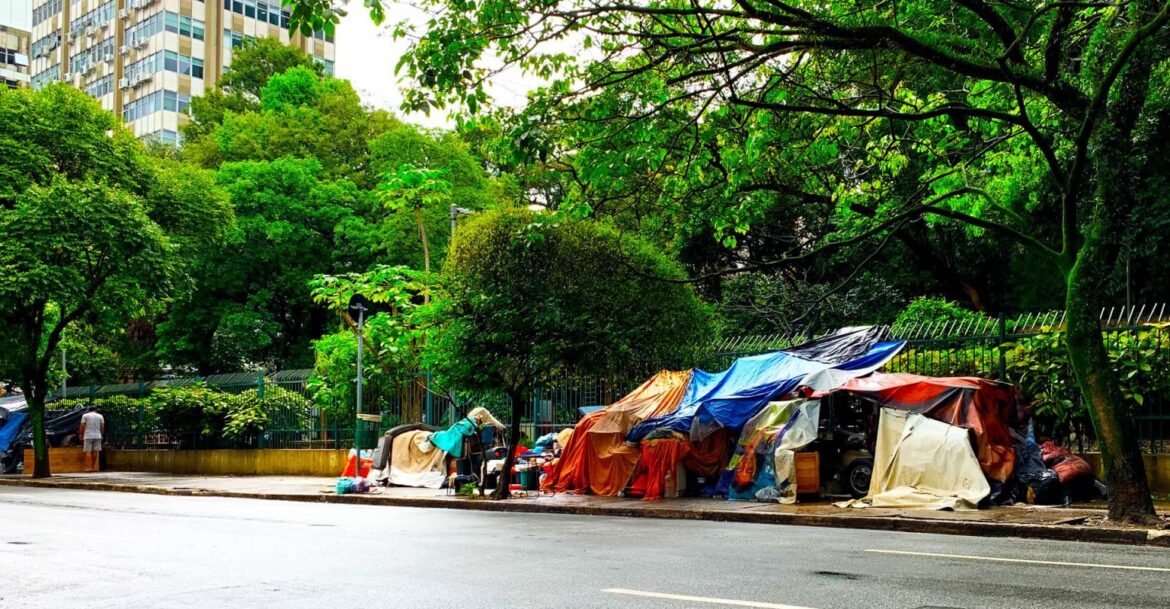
[603,588,820,609]
[866,549,1170,573]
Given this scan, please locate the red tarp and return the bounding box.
[832,373,1026,482]
[543,370,691,496]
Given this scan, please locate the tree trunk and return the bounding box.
[491,387,527,500]
[25,383,51,478]
[1065,243,1156,523]
[416,207,431,304]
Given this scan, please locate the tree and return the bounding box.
[299,0,1170,521]
[377,165,452,289]
[0,85,230,477]
[427,208,713,498]
[183,37,324,144]
[156,157,366,372]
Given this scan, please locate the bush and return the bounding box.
[893,297,991,334]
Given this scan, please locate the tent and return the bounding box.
[843,409,991,510]
[543,370,691,496]
[830,373,1025,483]
[627,335,904,443]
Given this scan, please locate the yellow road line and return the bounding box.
[603,588,820,609]
[866,549,1170,573]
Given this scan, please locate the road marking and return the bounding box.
[603,589,820,609]
[866,549,1170,573]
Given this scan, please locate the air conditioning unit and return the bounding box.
[62,71,72,80]
[120,45,130,55]
[119,8,130,19]
[134,38,149,50]
[85,63,97,74]
[119,77,130,89]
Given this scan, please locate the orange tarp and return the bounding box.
[543,370,692,496]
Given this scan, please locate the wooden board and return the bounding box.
[794,451,820,495]
[23,447,89,475]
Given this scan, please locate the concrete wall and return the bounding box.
[1083,453,1170,493]
[105,449,350,477]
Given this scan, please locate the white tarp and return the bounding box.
[843,408,990,510]
[772,400,821,504]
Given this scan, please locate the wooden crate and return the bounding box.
[22,447,89,475]
[794,451,820,495]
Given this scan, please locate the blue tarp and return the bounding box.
[0,411,28,453]
[626,339,905,442]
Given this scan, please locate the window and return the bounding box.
[124,90,163,122]
[86,74,113,97]
[163,12,205,40]
[69,37,115,74]
[161,51,203,78]
[125,12,164,47]
[314,57,334,77]
[144,129,180,145]
[32,32,62,59]
[4,78,22,89]
[0,47,30,67]
[225,0,289,26]
[33,0,63,26]
[69,2,115,33]
[31,65,60,89]
[163,90,191,113]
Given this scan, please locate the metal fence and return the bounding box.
[55,303,1170,452]
[709,304,1170,452]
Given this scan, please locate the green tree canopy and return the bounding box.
[426,207,713,497]
[0,85,231,476]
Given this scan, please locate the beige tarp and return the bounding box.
[388,429,448,489]
[844,408,990,511]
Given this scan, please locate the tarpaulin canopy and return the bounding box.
[830,373,1024,482]
[627,335,904,443]
[543,370,692,496]
[843,409,991,510]
[0,411,28,453]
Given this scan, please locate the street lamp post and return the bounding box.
[348,295,371,465]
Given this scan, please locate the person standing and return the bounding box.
[78,406,105,472]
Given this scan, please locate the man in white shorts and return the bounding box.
[78,406,105,472]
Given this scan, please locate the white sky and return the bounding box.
[333,2,537,129]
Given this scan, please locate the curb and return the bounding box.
[2,478,1163,547]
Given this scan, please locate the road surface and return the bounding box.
[3,486,1169,608]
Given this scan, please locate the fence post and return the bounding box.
[997,313,1007,381]
[257,374,266,449]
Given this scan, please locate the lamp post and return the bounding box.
[437,204,475,425]
[348,294,371,459]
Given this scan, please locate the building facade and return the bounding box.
[29,0,335,142]
[1,1,33,88]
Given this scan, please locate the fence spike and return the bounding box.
[1125,304,1137,325]
[1135,304,1147,326]
[1161,303,1168,323]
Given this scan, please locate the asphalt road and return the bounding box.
[3,487,1170,609]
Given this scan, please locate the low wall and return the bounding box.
[23,447,87,475]
[1082,453,1170,493]
[105,449,350,477]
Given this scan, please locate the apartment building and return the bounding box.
[29,0,336,142]
[1,1,32,88]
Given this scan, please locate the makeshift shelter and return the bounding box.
[830,374,1024,483]
[378,407,505,489]
[843,409,991,510]
[543,370,691,496]
[722,399,821,502]
[627,335,904,443]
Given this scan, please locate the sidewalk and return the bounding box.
[3,472,1168,547]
